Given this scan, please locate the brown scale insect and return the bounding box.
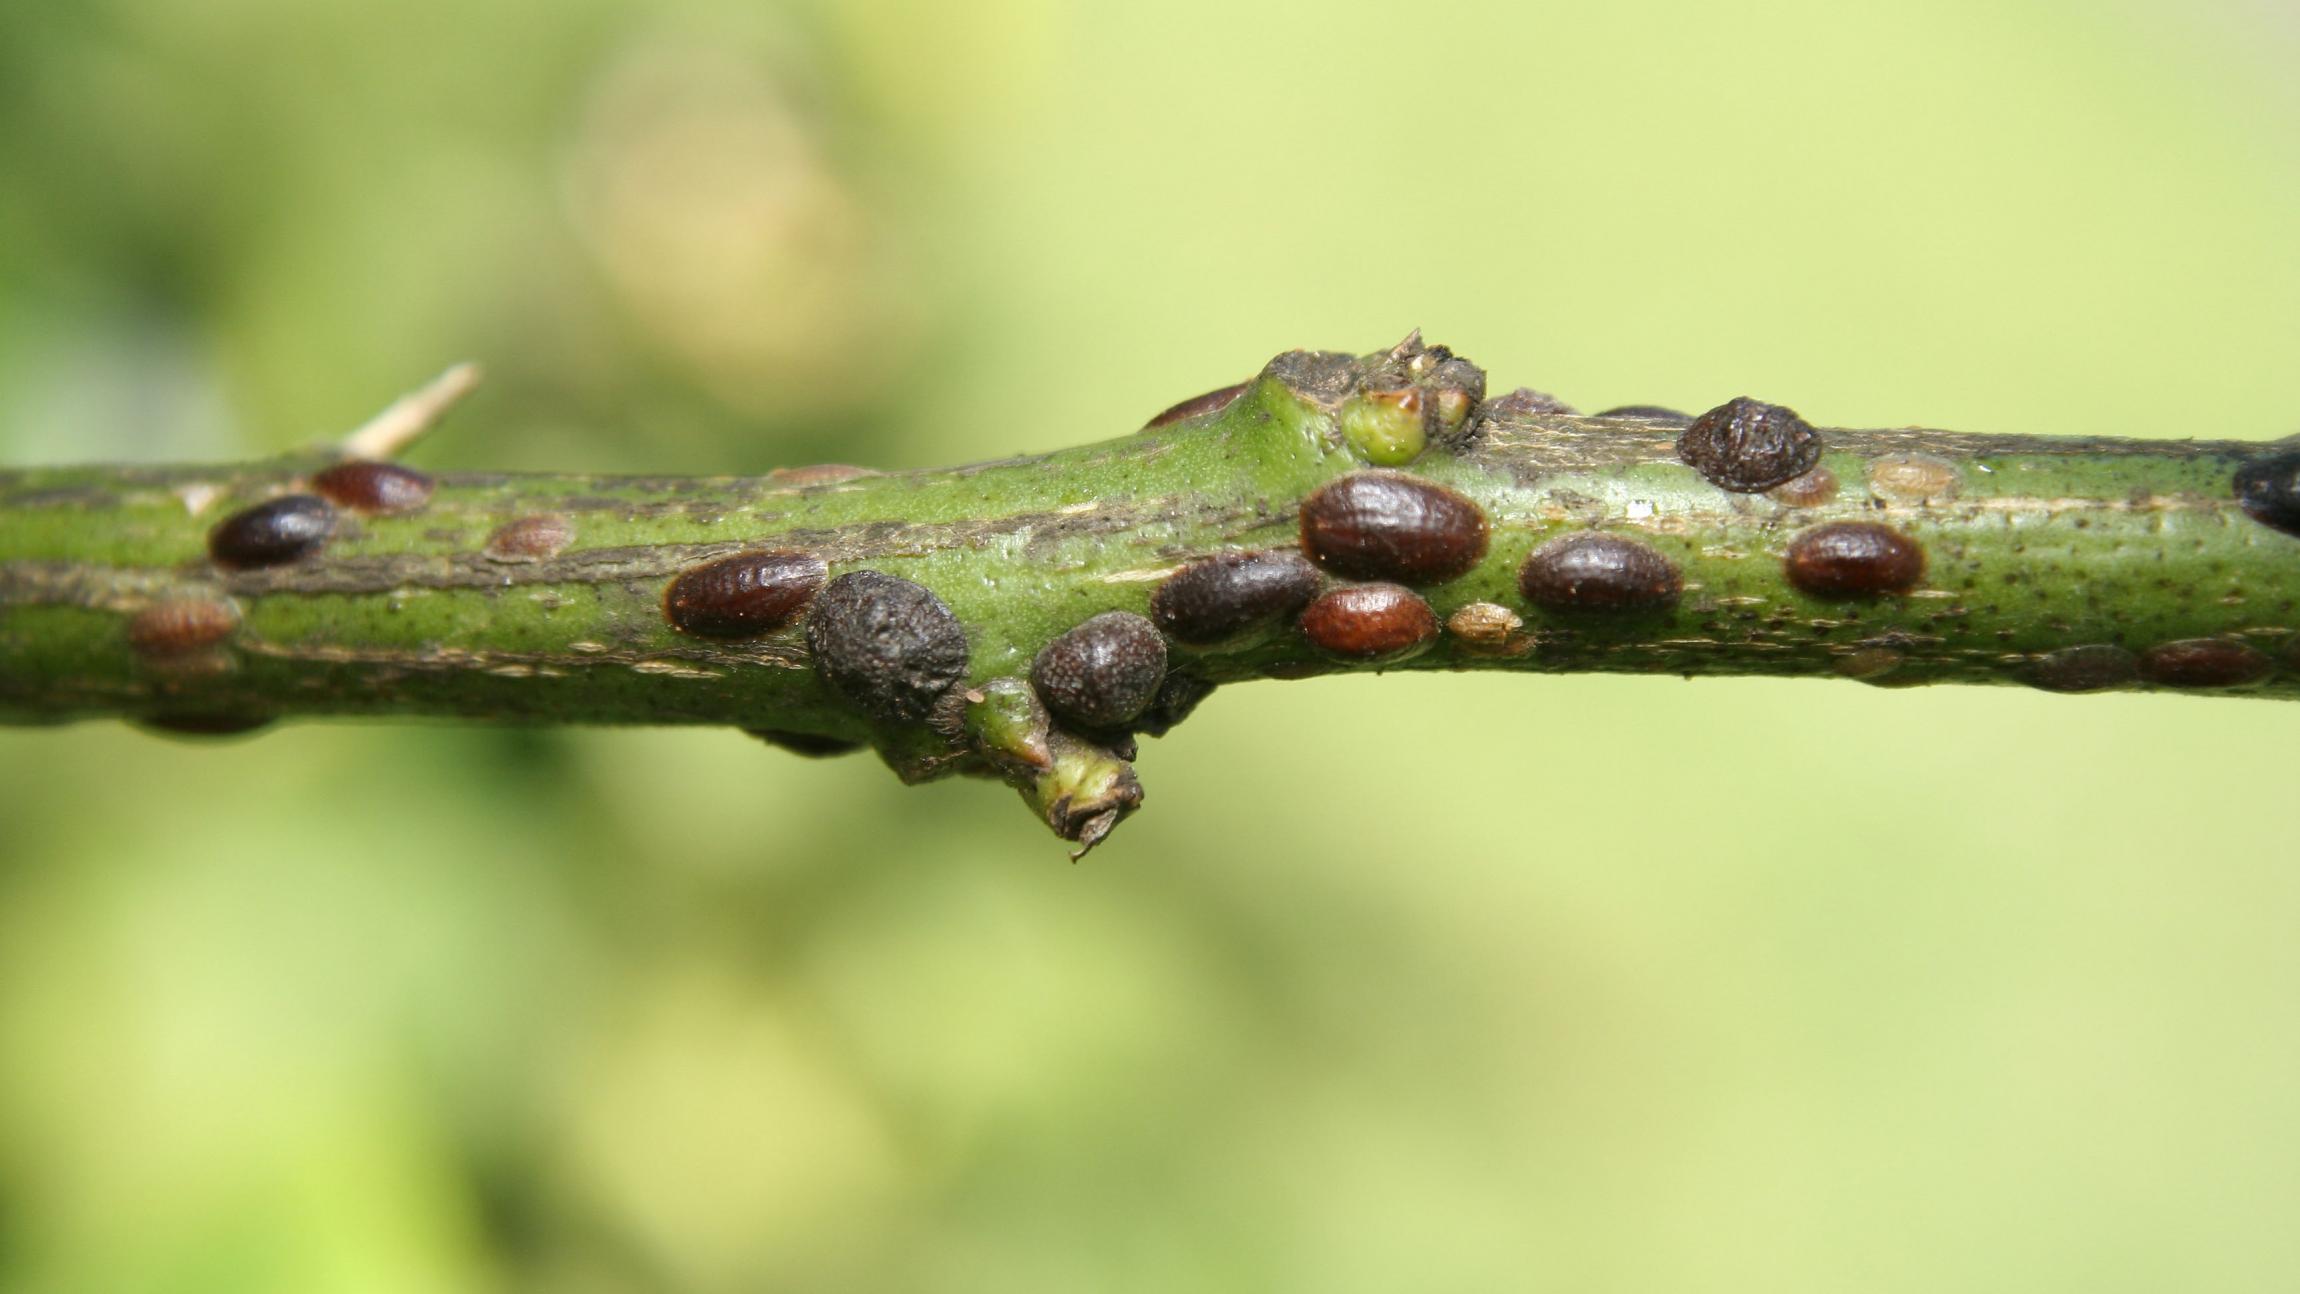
[663,551,827,639]
[1144,381,1250,429]
[1298,472,1488,584]
[1150,549,1321,647]
[768,463,880,487]
[1446,601,1525,652]
[2028,644,2138,694]
[2233,451,2300,539]
[1866,453,1960,503]
[1835,647,1904,681]
[746,728,867,758]
[1480,387,1578,418]
[1784,522,1925,597]
[310,460,435,515]
[1594,404,1690,425]
[1299,583,1438,662]
[805,571,971,723]
[127,599,240,657]
[207,494,336,570]
[1031,611,1168,730]
[1517,533,1683,612]
[2139,638,2272,688]
[1767,466,1839,508]
[1678,397,1822,492]
[483,513,575,563]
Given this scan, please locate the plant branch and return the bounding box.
[4,337,2296,854]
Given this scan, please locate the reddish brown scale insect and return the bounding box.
[805,571,971,723]
[127,599,240,657]
[1298,472,1488,584]
[2139,638,2273,688]
[1767,466,1839,508]
[663,551,827,639]
[207,494,336,570]
[1517,533,1682,612]
[2028,644,2138,694]
[746,728,867,757]
[1783,522,1925,597]
[2233,451,2300,538]
[310,460,435,515]
[1678,397,1822,492]
[484,514,575,563]
[1150,549,1321,647]
[1299,583,1438,662]
[1144,381,1250,429]
[1031,611,1168,730]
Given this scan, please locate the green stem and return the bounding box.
[4,337,2296,853]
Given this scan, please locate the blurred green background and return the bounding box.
[4,0,2299,1290]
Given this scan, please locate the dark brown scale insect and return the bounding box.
[1031,611,1168,730]
[483,513,575,563]
[127,599,239,657]
[1298,472,1488,584]
[805,571,970,723]
[2233,451,2300,538]
[310,460,435,515]
[1678,397,1822,492]
[2139,638,2272,688]
[663,551,827,639]
[1595,404,1691,425]
[1299,583,1438,662]
[1516,533,1683,612]
[1150,549,1321,646]
[207,494,336,569]
[1132,672,1215,737]
[1144,381,1250,429]
[746,728,867,758]
[1478,387,1577,418]
[139,712,272,738]
[2028,644,2139,694]
[1783,522,1925,597]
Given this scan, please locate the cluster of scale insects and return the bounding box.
[128,362,2300,791]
